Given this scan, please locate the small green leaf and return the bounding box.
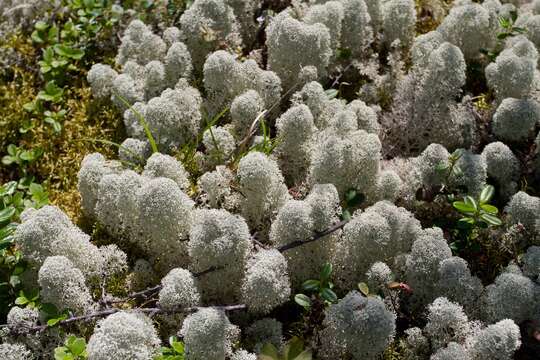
[358,282,369,297]
[452,201,475,214]
[19,151,34,161]
[47,318,61,327]
[54,44,85,60]
[344,189,364,207]
[31,31,45,44]
[464,196,477,210]
[2,156,14,166]
[320,263,332,281]
[23,101,37,112]
[15,296,29,305]
[452,165,463,177]
[66,336,86,356]
[479,185,495,204]
[47,312,68,327]
[35,21,49,31]
[294,294,312,308]
[320,288,337,303]
[45,118,62,133]
[302,280,320,292]
[480,203,498,215]
[435,162,448,173]
[510,10,518,22]
[480,213,502,226]
[4,181,17,195]
[284,337,304,360]
[0,207,16,224]
[324,88,338,99]
[170,338,184,354]
[498,16,510,28]
[342,209,351,221]
[54,347,72,360]
[294,349,313,360]
[260,342,280,360]
[345,189,357,203]
[449,241,460,252]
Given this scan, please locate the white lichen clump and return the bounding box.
[385,40,473,155]
[320,291,396,359]
[14,205,103,278]
[266,11,331,89]
[188,208,251,301]
[158,268,201,310]
[405,228,452,308]
[203,50,281,117]
[87,312,160,360]
[237,152,290,230]
[6,307,39,333]
[334,201,421,289]
[0,343,33,360]
[180,308,240,360]
[178,0,241,71]
[424,297,471,350]
[492,98,540,142]
[467,319,521,360]
[485,36,538,100]
[38,256,94,314]
[241,249,291,314]
[310,128,382,197]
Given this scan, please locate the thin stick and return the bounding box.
[276,220,348,252]
[104,265,225,305]
[107,220,348,305]
[13,304,247,334]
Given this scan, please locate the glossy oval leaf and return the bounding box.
[294,349,313,360]
[67,336,86,356]
[302,280,320,292]
[0,207,16,224]
[320,288,338,303]
[452,201,475,214]
[320,263,332,281]
[284,336,304,360]
[479,185,495,204]
[260,343,279,360]
[480,203,498,215]
[464,196,477,211]
[358,282,370,296]
[294,294,312,308]
[480,213,502,226]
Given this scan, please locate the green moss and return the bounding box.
[27,85,125,222]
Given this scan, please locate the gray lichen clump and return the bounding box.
[6,0,540,358]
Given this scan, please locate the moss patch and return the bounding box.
[27,86,125,222]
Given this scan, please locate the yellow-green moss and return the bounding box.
[0,69,37,166]
[26,86,124,222]
[416,0,453,35]
[383,339,408,360]
[1,33,124,223]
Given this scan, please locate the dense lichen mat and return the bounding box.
[0,0,539,359]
